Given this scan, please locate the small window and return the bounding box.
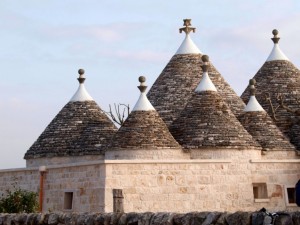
[285,186,296,206]
[253,183,268,201]
[64,192,73,210]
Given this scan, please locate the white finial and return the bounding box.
[70,69,93,102]
[195,55,217,92]
[132,76,155,111]
[176,19,202,55]
[244,79,264,112]
[266,29,289,62]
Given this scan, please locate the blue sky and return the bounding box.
[1,0,300,169]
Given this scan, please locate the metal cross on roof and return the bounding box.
[179,19,196,34]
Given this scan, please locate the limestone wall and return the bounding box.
[0,150,299,213]
[104,149,300,212]
[0,161,106,213]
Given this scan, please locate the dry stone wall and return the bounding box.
[1,211,300,225]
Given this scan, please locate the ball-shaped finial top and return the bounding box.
[249,79,256,85]
[201,55,209,63]
[272,29,278,36]
[78,69,85,75]
[139,76,146,83]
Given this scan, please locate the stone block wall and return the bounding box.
[104,149,300,212]
[0,150,299,214]
[0,162,106,213]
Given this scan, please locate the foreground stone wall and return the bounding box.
[1,211,300,225]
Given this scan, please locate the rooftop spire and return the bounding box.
[271,29,280,44]
[77,68,86,83]
[195,55,217,92]
[179,19,196,34]
[266,29,289,62]
[244,79,264,112]
[176,19,201,55]
[132,76,155,111]
[70,68,93,102]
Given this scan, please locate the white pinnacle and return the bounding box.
[176,34,202,55]
[70,84,93,102]
[132,92,155,111]
[132,76,155,111]
[195,71,217,92]
[69,69,94,102]
[244,95,264,112]
[266,43,289,62]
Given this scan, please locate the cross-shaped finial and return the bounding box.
[179,19,196,34]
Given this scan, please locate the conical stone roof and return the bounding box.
[109,76,181,150]
[240,29,300,150]
[147,19,245,127]
[170,56,260,150]
[24,69,117,159]
[239,79,295,151]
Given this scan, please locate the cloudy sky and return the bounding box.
[1,0,300,169]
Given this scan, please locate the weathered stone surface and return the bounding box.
[215,213,228,225]
[251,211,265,225]
[275,212,293,225]
[241,60,300,150]
[138,212,154,225]
[173,212,208,225]
[170,91,260,149]
[94,213,111,225]
[64,213,77,225]
[110,213,122,225]
[238,111,295,151]
[202,212,222,225]
[226,211,251,225]
[0,212,299,225]
[48,213,59,225]
[147,54,245,127]
[292,211,300,225]
[12,213,27,225]
[25,213,39,225]
[109,111,181,150]
[25,101,117,159]
[150,213,175,225]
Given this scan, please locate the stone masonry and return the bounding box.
[241,60,300,150]
[25,101,117,159]
[238,111,295,152]
[147,54,245,127]
[170,91,259,150]
[109,110,181,150]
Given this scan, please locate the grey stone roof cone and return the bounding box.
[240,29,300,151]
[239,79,295,152]
[109,76,181,151]
[147,19,245,127]
[24,69,117,159]
[170,55,260,150]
